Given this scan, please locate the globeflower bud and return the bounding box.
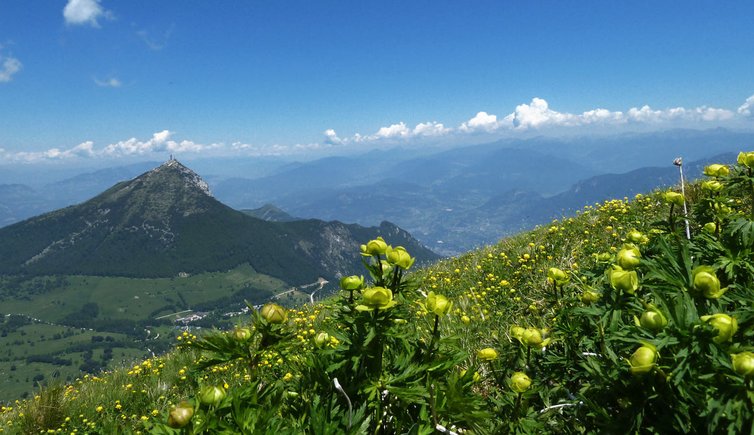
[340,275,364,291]
[460,369,481,383]
[594,252,612,263]
[510,372,532,393]
[510,326,525,342]
[692,266,726,299]
[704,164,730,178]
[199,385,226,407]
[477,347,498,362]
[701,180,724,192]
[638,307,668,332]
[609,266,639,294]
[385,246,415,270]
[547,267,569,287]
[168,401,194,428]
[617,244,641,270]
[662,191,685,206]
[522,327,543,348]
[626,230,645,244]
[426,292,453,316]
[233,327,252,342]
[314,331,330,347]
[581,290,601,304]
[700,313,738,343]
[360,237,388,256]
[355,287,396,311]
[629,344,657,376]
[731,352,754,378]
[702,222,717,234]
[737,151,754,168]
[260,303,288,324]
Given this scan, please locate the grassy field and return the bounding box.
[0,264,298,402]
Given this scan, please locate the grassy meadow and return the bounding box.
[2,152,754,433]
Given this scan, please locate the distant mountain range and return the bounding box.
[0,128,751,255]
[0,160,438,283]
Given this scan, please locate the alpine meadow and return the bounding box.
[3,1,754,434]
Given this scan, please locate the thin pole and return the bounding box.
[674,157,691,240]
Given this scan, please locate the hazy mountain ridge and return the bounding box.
[0,160,438,283]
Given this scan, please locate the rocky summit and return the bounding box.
[0,159,438,282]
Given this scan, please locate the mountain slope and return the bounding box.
[0,160,438,283]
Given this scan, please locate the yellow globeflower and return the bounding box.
[477,348,498,362]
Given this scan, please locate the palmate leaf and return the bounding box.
[729,217,754,247]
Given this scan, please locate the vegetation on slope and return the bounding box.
[3,151,754,433]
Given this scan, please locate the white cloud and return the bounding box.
[738,94,754,116]
[94,77,122,88]
[373,122,411,139]
[0,53,22,83]
[63,0,112,27]
[413,121,450,137]
[136,25,174,51]
[459,111,502,133]
[323,129,342,145]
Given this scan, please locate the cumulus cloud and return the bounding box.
[63,0,112,27]
[373,122,411,139]
[413,121,450,137]
[0,52,22,83]
[738,94,754,116]
[94,77,122,88]
[323,129,343,145]
[459,112,503,133]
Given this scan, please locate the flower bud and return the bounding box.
[461,315,470,324]
[426,292,453,316]
[701,180,724,192]
[168,401,194,428]
[385,246,415,270]
[199,385,226,407]
[626,230,645,244]
[522,328,543,348]
[692,266,726,299]
[314,331,330,347]
[737,151,754,168]
[638,308,667,332]
[629,344,657,376]
[460,369,481,383]
[609,266,639,294]
[704,164,730,178]
[233,327,252,342]
[356,287,396,311]
[260,303,288,324]
[701,313,738,343]
[360,237,388,256]
[510,372,532,393]
[617,244,641,270]
[581,290,601,304]
[547,267,569,287]
[662,191,685,206]
[510,326,525,342]
[477,347,498,362]
[702,222,717,234]
[731,352,754,378]
[594,252,612,263]
[340,275,364,291]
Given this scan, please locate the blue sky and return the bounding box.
[1,1,753,163]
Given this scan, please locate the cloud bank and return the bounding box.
[3,94,753,163]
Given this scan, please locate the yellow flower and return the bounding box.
[260,303,288,324]
[477,347,498,362]
[737,151,754,168]
[510,372,532,393]
[629,344,657,376]
[426,292,452,316]
[704,164,730,177]
[283,372,294,382]
[701,313,738,343]
[385,246,415,270]
[356,287,397,312]
[360,237,388,256]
